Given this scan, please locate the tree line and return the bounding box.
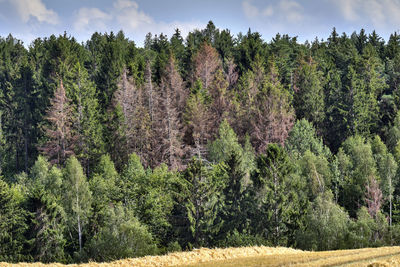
[2,21,400,262]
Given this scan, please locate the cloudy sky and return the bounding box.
[1,0,400,46]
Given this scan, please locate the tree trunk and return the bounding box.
[78,213,82,253]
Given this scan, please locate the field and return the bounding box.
[2,246,400,267]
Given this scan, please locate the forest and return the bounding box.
[1,21,400,263]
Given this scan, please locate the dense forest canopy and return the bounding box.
[2,22,400,262]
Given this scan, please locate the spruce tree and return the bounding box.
[153,56,186,169]
[40,80,76,166]
[65,62,104,175]
[293,57,325,131]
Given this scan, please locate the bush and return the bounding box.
[85,204,157,261]
[216,230,270,248]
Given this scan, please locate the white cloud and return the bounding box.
[280,0,303,22]
[242,0,303,22]
[242,0,274,18]
[153,20,205,39]
[74,7,112,32]
[242,0,260,18]
[113,0,154,30]
[335,0,359,21]
[262,6,274,17]
[333,0,400,27]
[73,0,204,45]
[11,0,59,24]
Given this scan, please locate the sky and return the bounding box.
[1,0,400,46]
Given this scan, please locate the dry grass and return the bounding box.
[0,246,301,267]
[2,246,400,267]
[366,254,400,267]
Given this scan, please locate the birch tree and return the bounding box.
[63,156,91,253]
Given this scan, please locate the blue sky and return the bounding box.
[1,0,400,46]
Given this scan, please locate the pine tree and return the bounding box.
[184,80,213,159]
[209,70,232,136]
[177,158,226,247]
[217,150,247,240]
[40,80,76,166]
[193,42,221,88]
[110,68,152,166]
[65,62,104,175]
[250,144,306,246]
[25,187,66,262]
[0,179,27,262]
[293,57,325,131]
[153,56,186,169]
[250,62,294,153]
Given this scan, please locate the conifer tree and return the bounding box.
[293,57,325,131]
[89,154,119,235]
[184,80,213,159]
[25,187,66,263]
[0,179,27,262]
[193,42,221,88]
[250,144,306,246]
[153,56,186,169]
[110,68,152,166]
[209,70,232,136]
[177,158,226,247]
[66,62,104,175]
[144,60,155,123]
[224,58,239,90]
[40,80,75,166]
[250,62,294,153]
[217,150,247,240]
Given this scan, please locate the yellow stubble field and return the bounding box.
[2,246,400,267]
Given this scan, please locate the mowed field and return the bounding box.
[2,246,400,267]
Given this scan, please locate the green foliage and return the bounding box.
[0,178,28,262]
[347,207,388,248]
[65,62,104,174]
[293,58,325,130]
[216,150,248,243]
[25,187,66,263]
[285,119,331,159]
[298,150,332,200]
[337,135,377,217]
[297,191,349,251]
[117,153,177,246]
[85,204,156,261]
[89,154,119,235]
[250,144,308,246]
[3,25,400,263]
[387,111,400,155]
[174,158,226,248]
[30,155,62,197]
[208,119,242,164]
[216,229,270,248]
[117,153,145,206]
[63,156,92,254]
